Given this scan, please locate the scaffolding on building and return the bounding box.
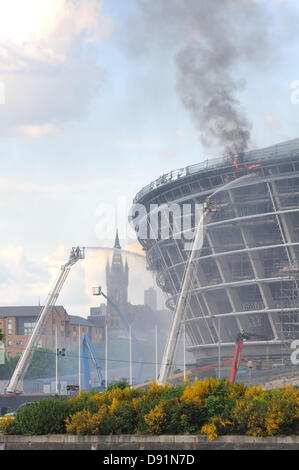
[276,260,299,367]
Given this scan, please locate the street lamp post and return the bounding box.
[218,317,221,379]
[155,325,158,382]
[105,321,108,390]
[55,325,65,395]
[55,326,58,394]
[183,323,186,382]
[78,326,81,390]
[129,324,133,387]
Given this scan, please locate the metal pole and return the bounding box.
[78,326,81,390]
[218,317,221,379]
[55,326,58,394]
[105,322,108,390]
[155,325,158,382]
[183,323,186,382]
[129,324,132,387]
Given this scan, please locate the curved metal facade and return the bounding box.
[132,139,299,366]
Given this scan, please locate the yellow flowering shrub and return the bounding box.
[230,399,266,437]
[65,406,108,435]
[201,417,231,441]
[264,401,284,436]
[109,397,119,415]
[201,422,218,441]
[147,380,170,399]
[0,416,15,435]
[182,377,222,407]
[144,401,167,434]
[88,392,106,409]
[38,378,299,437]
[244,384,264,400]
[228,382,247,400]
[68,390,88,403]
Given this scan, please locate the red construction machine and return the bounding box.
[229,331,269,383]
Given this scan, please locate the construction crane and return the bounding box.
[229,331,269,383]
[82,333,104,391]
[158,204,212,386]
[157,174,260,386]
[6,247,85,394]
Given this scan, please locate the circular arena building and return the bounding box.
[131,138,299,371]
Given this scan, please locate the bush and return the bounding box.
[165,400,204,435]
[144,401,167,435]
[3,378,299,438]
[106,381,129,391]
[0,416,15,435]
[11,397,82,435]
[65,407,111,435]
[229,387,299,438]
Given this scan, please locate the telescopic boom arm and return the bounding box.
[158,208,208,385]
[229,331,269,383]
[82,332,104,390]
[6,247,85,394]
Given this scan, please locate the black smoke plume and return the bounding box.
[131,0,271,157]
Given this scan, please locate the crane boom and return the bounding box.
[229,331,269,383]
[157,174,258,386]
[82,333,104,390]
[98,289,137,341]
[6,247,85,394]
[158,207,209,385]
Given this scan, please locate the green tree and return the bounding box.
[0,328,5,342]
[0,348,56,380]
[25,348,56,379]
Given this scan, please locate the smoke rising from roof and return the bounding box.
[130,0,271,156]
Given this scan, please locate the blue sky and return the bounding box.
[0,0,298,310]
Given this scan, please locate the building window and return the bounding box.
[8,340,12,346]
[7,352,12,358]
[7,318,12,336]
[24,322,35,335]
[16,317,36,335]
[16,341,23,346]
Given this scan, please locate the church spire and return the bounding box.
[114,229,121,249]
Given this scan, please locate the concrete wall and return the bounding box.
[0,435,299,450]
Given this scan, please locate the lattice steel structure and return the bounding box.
[131,138,299,366]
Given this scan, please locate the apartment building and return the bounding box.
[0,306,105,359]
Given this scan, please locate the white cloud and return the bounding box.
[0,245,50,304]
[0,0,113,137]
[0,0,112,67]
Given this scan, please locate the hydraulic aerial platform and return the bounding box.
[229,331,269,383]
[82,333,104,391]
[6,247,85,394]
[158,207,209,385]
[157,174,259,386]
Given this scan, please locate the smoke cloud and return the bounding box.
[130,0,272,156]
